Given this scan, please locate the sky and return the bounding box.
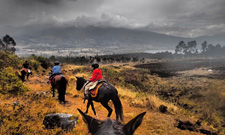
[0,0,225,38]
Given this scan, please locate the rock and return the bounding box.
[13,101,20,106]
[43,113,78,131]
[13,101,20,109]
[159,105,167,113]
[176,120,198,131]
[199,129,218,135]
[175,119,218,135]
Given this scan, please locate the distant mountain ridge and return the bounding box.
[15,26,225,51]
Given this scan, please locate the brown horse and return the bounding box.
[20,68,28,82]
[19,68,32,82]
[51,75,68,104]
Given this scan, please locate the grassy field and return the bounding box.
[0,60,225,135]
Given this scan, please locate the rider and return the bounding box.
[22,61,32,79]
[49,61,62,83]
[23,61,29,69]
[83,62,102,99]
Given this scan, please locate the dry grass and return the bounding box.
[0,64,223,135]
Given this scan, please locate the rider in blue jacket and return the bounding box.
[49,61,62,82]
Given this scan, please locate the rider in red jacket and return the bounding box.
[84,62,102,99]
[89,68,102,82]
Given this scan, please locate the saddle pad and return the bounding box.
[90,83,103,98]
[21,68,28,73]
[50,74,64,83]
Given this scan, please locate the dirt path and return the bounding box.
[22,70,202,135]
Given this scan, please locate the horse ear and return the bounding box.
[75,76,79,79]
[77,109,102,134]
[123,112,146,135]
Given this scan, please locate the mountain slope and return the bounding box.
[15,26,225,53]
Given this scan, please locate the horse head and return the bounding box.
[75,76,86,91]
[78,108,146,135]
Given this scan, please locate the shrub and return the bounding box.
[29,59,41,71]
[0,51,20,69]
[0,67,29,95]
[29,55,52,69]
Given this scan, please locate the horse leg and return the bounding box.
[59,88,66,104]
[90,100,96,116]
[22,75,25,82]
[52,86,55,97]
[85,99,92,114]
[101,102,113,117]
[27,73,29,80]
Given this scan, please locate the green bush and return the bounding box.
[29,55,52,69]
[0,51,20,69]
[29,60,41,71]
[0,67,29,95]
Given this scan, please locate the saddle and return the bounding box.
[49,73,63,83]
[20,68,28,73]
[89,80,106,97]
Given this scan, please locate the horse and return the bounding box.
[76,76,124,122]
[51,75,68,104]
[19,68,32,82]
[78,108,146,135]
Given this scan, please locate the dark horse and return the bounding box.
[20,68,32,82]
[76,77,123,122]
[78,108,146,135]
[51,75,68,104]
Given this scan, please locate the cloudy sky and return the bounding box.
[0,0,225,38]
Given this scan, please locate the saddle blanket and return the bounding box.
[21,68,28,73]
[90,83,103,98]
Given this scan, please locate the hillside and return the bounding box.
[15,26,225,53]
[0,53,224,135]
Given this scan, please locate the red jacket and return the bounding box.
[89,68,102,82]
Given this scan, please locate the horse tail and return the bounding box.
[60,76,67,89]
[112,92,124,122]
[58,76,67,102]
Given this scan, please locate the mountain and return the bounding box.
[15,26,225,53]
[196,33,225,46]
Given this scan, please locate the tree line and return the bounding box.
[175,40,225,57]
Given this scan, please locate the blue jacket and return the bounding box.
[52,65,61,74]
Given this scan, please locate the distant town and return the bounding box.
[15,44,152,57]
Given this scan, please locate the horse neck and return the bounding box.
[82,79,87,86]
[78,78,87,88]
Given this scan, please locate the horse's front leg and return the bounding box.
[90,100,96,116]
[85,100,91,114]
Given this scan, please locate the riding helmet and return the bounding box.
[54,61,60,65]
[92,62,99,69]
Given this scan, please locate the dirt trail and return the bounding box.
[22,69,202,135]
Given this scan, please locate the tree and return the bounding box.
[175,41,187,54]
[201,41,207,52]
[0,39,5,51]
[1,35,16,53]
[187,41,197,54]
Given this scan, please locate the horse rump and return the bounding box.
[58,76,68,103]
